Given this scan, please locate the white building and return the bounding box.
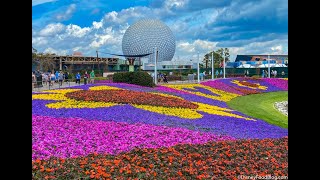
[142,60,197,70]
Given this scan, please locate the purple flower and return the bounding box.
[32,115,234,160]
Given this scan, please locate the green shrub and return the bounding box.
[167,75,182,81]
[94,77,107,81]
[113,71,155,87]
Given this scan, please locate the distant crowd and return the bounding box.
[32,70,96,89]
[261,70,286,78]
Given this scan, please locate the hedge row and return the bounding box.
[113,72,155,87]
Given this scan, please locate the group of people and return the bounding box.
[244,70,250,77]
[215,70,224,78]
[75,70,95,85]
[157,73,168,83]
[32,70,96,89]
[261,70,286,78]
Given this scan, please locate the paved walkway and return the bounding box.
[32,81,80,92]
[32,79,219,92]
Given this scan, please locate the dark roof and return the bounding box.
[235,55,288,62]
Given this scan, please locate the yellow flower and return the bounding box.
[161,84,240,102]
[195,102,255,121]
[231,80,267,90]
[32,87,118,109]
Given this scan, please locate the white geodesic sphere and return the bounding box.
[122,19,176,62]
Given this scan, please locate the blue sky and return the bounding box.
[32,0,288,61]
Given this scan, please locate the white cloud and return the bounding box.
[174,40,218,60]
[32,0,57,6]
[164,0,188,10]
[39,23,65,36]
[271,45,282,51]
[32,37,49,46]
[92,21,103,29]
[103,6,166,25]
[32,1,287,61]
[43,47,68,55]
[56,4,76,21]
[173,39,287,62]
[89,27,122,49]
[65,24,91,38]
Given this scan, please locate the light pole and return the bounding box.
[154,47,158,85]
[211,50,214,80]
[197,51,200,83]
[268,54,270,78]
[223,52,226,78]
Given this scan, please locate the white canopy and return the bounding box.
[237,64,254,68]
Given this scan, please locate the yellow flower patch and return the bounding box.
[162,84,239,102]
[133,104,202,119]
[89,86,121,91]
[32,89,81,101]
[194,102,255,121]
[46,99,119,109]
[149,92,184,99]
[231,80,267,90]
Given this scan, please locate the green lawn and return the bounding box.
[227,91,288,128]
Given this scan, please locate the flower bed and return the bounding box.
[32,137,288,179]
[32,78,288,179]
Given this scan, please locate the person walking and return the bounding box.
[55,71,59,83]
[90,70,95,84]
[64,72,69,83]
[83,71,89,85]
[58,71,64,86]
[200,72,204,81]
[50,72,55,86]
[43,73,48,85]
[76,72,81,84]
[32,72,36,89]
[163,73,168,83]
[215,70,219,78]
[265,70,268,78]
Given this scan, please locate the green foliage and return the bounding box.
[94,77,107,81]
[203,48,230,68]
[227,91,288,128]
[113,71,155,87]
[167,75,182,81]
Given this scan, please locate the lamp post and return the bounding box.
[268,54,270,78]
[211,50,214,80]
[197,51,200,83]
[223,53,226,78]
[154,47,158,85]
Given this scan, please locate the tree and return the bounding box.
[32,47,38,65]
[32,49,57,72]
[203,48,230,68]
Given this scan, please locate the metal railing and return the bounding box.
[32,72,288,92]
[32,77,112,92]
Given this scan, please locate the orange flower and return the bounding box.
[114,159,121,166]
[46,168,54,172]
